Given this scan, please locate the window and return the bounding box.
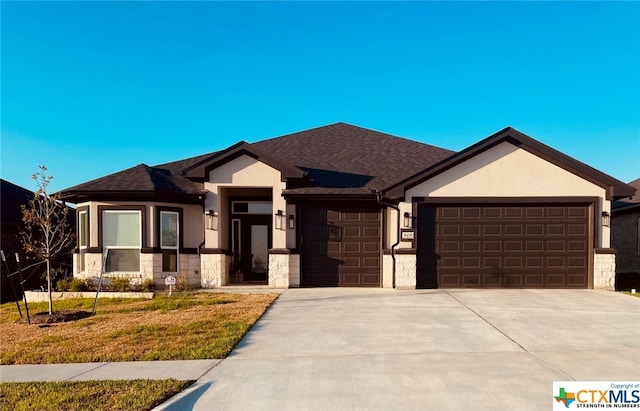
[103,210,141,272]
[78,210,88,272]
[161,211,179,272]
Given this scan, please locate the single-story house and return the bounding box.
[59,123,635,290]
[611,178,640,289]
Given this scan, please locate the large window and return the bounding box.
[103,210,141,272]
[161,211,179,272]
[78,210,88,272]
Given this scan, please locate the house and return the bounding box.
[611,178,640,290]
[58,123,635,290]
[0,179,74,302]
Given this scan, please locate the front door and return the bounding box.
[232,215,272,283]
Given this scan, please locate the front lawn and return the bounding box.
[0,379,193,411]
[0,292,278,364]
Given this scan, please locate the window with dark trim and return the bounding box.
[156,206,183,272]
[77,207,89,272]
[161,211,179,272]
[103,210,141,272]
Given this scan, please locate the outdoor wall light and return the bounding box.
[601,211,610,227]
[275,210,285,230]
[288,214,295,230]
[207,210,218,231]
[404,212,413,228]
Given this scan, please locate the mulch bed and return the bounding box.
[20,310,94,325]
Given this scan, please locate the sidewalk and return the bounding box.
[0,359,221,383]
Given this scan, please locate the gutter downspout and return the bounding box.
[375,190,400,289]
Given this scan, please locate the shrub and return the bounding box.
[56,279,70,291]
[142,278,156,292]
[110,276,131,292]
[176,273,193,292]
[68,278,89,292]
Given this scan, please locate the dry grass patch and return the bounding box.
[0,379,193,411]
[1,293,278,364]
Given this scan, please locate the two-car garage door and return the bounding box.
[417,203,591,288]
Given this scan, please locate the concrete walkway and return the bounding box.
[2,289,638,411]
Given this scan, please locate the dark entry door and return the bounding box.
[417,203,590,288]
[232,215,271,282]
[301,206,381,287]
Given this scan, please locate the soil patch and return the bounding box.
[21,310,94,324]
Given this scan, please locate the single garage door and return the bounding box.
[417,203,591,288]
[301,206,381,287]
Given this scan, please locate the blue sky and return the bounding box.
[2,1,639,193]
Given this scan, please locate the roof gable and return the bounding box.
[182,141,305,181]
[384,127,635,200]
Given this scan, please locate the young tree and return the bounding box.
[20,165,74,315]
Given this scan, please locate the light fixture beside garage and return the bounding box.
[288,214,295,229]
[601,211,610,227]
[403,212,414,228]
[275,209,285,230]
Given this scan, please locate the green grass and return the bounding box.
[621,291,640,298]
[0,379,194,411]
[1,292,278,364]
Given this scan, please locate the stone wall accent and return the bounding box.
[395,253,417,290]
[79,253,103,279]
[178,254,201,286]
[382,252,416,289]
[200,253,231,288]
[593,250,616,290]
[140,253,161,281]
[268,254,291,288]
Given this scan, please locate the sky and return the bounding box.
[1,1,639,194]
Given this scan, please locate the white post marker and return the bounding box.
[165,275,177,296]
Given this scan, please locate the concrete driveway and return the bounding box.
[158,289,640,411]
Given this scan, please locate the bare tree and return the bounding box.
[20,165,74,315]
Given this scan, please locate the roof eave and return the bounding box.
[383,127,635,201]
[183,142,305,182]
[58,190,206,205]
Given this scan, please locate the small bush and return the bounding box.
[68,278,88,292]
[110,276,131,292]
[142,278,156,292]
[56,279,70,291]
[176,273,193,292]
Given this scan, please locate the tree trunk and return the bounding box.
[47,258,53,315]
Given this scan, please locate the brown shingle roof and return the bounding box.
[58,163,206,203]
[612,178,640,213]
[251,123,454,195]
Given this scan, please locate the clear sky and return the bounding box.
[1,1,639,194]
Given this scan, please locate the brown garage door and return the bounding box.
[301,206,381,287]
[417,203,591,288]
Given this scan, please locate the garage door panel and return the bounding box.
[301,206,380,287]
[417,203,590,289]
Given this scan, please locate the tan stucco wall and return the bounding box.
[205,155,288,250]
[401,142,610,248]
[77,201,203,249]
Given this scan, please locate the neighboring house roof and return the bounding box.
[383,127,635,201]
[612,178,640,214]
[1,179,35,227]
